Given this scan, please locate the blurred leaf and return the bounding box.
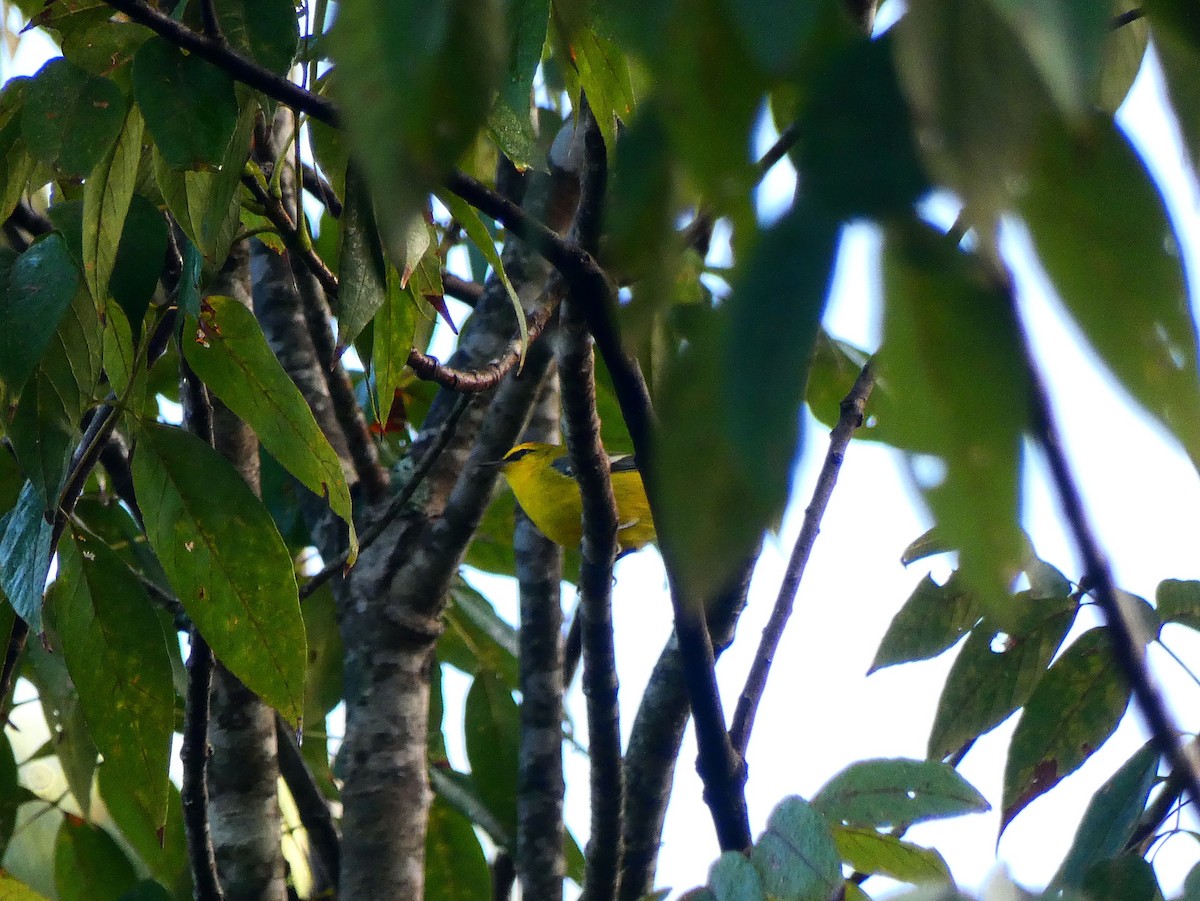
[870,572,980,673]
[211,0,299,75]
[183,295,358,562]
[880,220,1028,622]
[799,35,929,220]
[0,872,53,900]
[1019,117,1200,469]
[492,0,549,169]
[429,766,509,846]
[332,0,503,252]
[1079,854,1161,901]
[464,671,520,841]
[1048,741,1159,894]
[99,765,191,900]
[1157,579,1200,630]
[814,759,989,828]
[832,827,951,885]
[0,481,52,631]
[0,731,22,860]
[1096,5,1148,113]
[1156,25,1200,177]
[1002,627,1131,831]
[708,850,766,901]
[928,594,1076,761]
[21,58,125,177]
[424,796,491,901]
[726,0,828,76]
[548,11,634,153]
[132,423,306,723]
[750,796,841,901]
[444,580,520,689]
[604,107,675,287]
[0,233,80,394]
[54,818,137,901]
[81,106,142,310]
[56,534,173,830]
[133,37,237,170]
[118,880,174,901]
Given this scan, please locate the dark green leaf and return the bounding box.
[727,0,827,76]
[928,594,1076,761]
[0,481,53,631]
[880,220,1029,621]
[1157,579,1200,630]
[82,106,142,309]
[749,796,841,901]
[61,20,152,76]
[799,35,929,219]
[118,880,174,901]
[212,0,299,76]
[21,58,125,177]
[832,827,951,885]
[464,671,520,842]
[1019,116,1200,468]
[182,295,358,561]
[424,796,491,901]
[133,37,238,170]
[443,579,520,689]
[56,534,174,829]
[301,583,343,799]
[493,0,549,169]
[107,194,169,338]
[429,766,508,846]
[813,758,990,828]
[1157,24,1200,177]
[0,731,23,859]
[0,234,80,393]
[870,573,980,673]
[1049,741,1160,893]
[132,422,306,723]
[1002,627,1132,831]
[54,818,138,901]
[335,172,390,349]
[1079,854,1161,901]
[708,850,767,901]
[371,276,418,426]
[99,765,191,899]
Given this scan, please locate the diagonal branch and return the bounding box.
[729,361,875,755]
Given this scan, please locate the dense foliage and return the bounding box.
[0,0,1197,899]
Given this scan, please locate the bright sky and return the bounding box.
[5,5,1200,899]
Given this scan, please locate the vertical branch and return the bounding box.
[515,374,566,901]
[729,362,875,755]
[558,105,624,901]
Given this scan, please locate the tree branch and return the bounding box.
[276,715,340,891]
[182,632,224,901]
[729,361,875,755]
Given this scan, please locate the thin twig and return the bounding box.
[1112,8,1144,29]
[198,0,225,42]
[729,361,875,755]
[276,715,340,891]
[301,163,342,218]
[182,632,224,901]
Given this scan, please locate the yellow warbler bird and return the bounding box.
[492,442,657,553]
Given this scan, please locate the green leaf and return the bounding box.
[211,0,299,76]
[331,0,503,250]
[107,194,169,339]
[99,765,190,898]
[0,731,23,859]
[1048,741,1159,894]
[133,37,238,170]
[0,871,52,900]
[82,105,142,309]
[1002,627,1131,831]
[870,572,980,673]
[1079,854,1161,901]
[300,584,343,800]
[491,0,549,169]
[0,481,52,631]
[335,172,390,349]
[464,671,520,842]
[927,594,1076,761]
[813,758,990,828]
[21,58,125,177]
[60,19,152,76]
[0,80,36,224]
[371,274,418,426]
[117,880,174,901]
[880,220,1029,621]
[1156,24,1200,177]
[1157,579,1200,630]
[750,796,841,901]
[56,534,173,830]
[0,234,81,393]
[832,827,951,885]
[424,796,491,901]
[443,580,520,689]
[438,190,527,359]
[1019,117,1200,468]
[1095,5,1148,113]
[708,851,767,901]
[132,422,306,723]
[429,766,508,846]
[54,818,138,901]
[182,295,358,563]
[723,203,839,512]
[798,35,930,220]
[548,12,635,153]
[727,0,826,76]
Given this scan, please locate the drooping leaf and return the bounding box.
[1048,741,1160,894]
[832,827,951,885]
[300,583,343,800]
[209,0,299,75]
[880,220,1029,622]
[21,58,125,177]
[371,273,418,426]
[870,572,980,673]
[424,796,491,901]
[442,580,520,690]
[0,234,80,393]
[0,481,52,631]
[81,105,142,309]
[708,851,767,901]
[335,171,390,349]
[492,0,549,169]
[813,758,990,828]
[133,37,238,170]
[98,766,191,899]
[182,295,358,563]
[1020,116,1200,470]
[927,594,1077,761]
[1002,627,1132,831]
[749,796,842,901]
[0,79,36,223]
[55,534,173,830]
[54,818,138,901]
[107,194,169,339]
[0,731,24,860]
[548,11,635,153]
[132,422,306,723]
[464,671,520,842]
[429,766,509,847]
